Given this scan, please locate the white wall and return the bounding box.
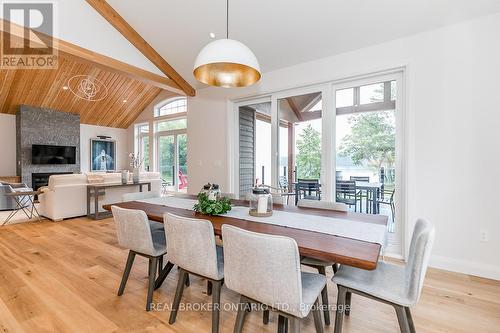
[187,13,500,279]
[80,124,128,172]
[0,114,16,176]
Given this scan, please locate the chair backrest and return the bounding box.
[336,180,356,197]
[222,225,304,316]
[405,219,435,304]
[122,191,159,202]
[350,176,370,182]
[297,199,348,212]
[163,213,221,280]
[111,206,156,255]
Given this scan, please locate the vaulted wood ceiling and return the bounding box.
[0,18,186,129]
[0,56,168,128]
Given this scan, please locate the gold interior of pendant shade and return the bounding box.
[193,62,261,88]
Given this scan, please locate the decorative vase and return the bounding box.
[132,168,140,184]
[121,170,129,184]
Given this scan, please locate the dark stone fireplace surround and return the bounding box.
[17,106,81,188]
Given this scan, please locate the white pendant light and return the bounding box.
[193,0,261,88]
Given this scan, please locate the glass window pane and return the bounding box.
[156,118,187,131]
[159,135,175,185]
[391,80,397,101]
[156,98,187,117]
[141,136,149,171]
[336,88,354,108]
[360,83,384,104]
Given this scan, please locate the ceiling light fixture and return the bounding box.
[123,99,127,103]
[62,86,68,90]
[193,0,261,88]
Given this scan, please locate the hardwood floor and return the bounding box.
[0,217,499,332]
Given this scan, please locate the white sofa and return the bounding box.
[38,172,161,221]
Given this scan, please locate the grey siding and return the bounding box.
[239,108,255,198]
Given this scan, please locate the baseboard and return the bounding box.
[430,255,500,281]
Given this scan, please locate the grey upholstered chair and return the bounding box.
[332,219,435,333]
[122,191,159,202]
[163,213,224,333]
[297,199,347,326]
[111,206,169,311]
[222,224,326,333]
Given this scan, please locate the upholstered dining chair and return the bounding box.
[332,219,435,333]
[163,213,224,333]
[222,224,326,333]
[111,206,169,311]
[297,199,348,326]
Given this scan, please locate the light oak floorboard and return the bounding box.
[0,217,499,332]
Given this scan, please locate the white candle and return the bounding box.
[257,195,268,214]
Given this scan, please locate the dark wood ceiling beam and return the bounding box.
[287,98,303,121]
[85,0,195,97]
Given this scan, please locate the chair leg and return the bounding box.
[345,292,351,316]
[185,274,190,287]
[289,316,300,333]
[169,268,188,324]
[118,251,136,296]
[394,305,411,333]
[207,280,213,295]
[312,298,324,333]
[317,266,330,325]
[154,261,174,290]
[146,257,157,311]
[263,309,270,324]
[234,296,249,333]
[211,280,222,333]
[334,286,347,333]
[278,315,287,333]
[158,255,163,276]
[405,307,416,333]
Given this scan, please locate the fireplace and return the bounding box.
[32,172,73,191]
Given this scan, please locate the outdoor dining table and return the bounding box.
[103,194,388,289]
[355,181,383,214]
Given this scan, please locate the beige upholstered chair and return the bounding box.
[222,224,326,333]
[297,199,347,325]
[163,213,224,333]
[332,219,435,333]
[122,191,159,202]
[111,206,169,311]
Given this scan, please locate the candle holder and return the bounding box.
[249,187,273,217]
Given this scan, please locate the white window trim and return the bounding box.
[154,97,187,118]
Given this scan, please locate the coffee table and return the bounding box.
[2,190,41,225]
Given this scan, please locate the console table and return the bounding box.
[86,182,151,220]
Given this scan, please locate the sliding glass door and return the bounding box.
[277,90,324,199]
[156,119,188,192]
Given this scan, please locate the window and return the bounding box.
[154,97,187,117]
[155,118,187,132]
[135,123,150,171]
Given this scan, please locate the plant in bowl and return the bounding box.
[193,192,232,215]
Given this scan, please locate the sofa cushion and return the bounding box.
[49,174,88,190]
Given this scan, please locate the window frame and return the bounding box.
[154,97,188,118]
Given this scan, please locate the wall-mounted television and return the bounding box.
[32,144,77,165]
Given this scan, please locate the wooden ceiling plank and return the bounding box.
[287,98,303,121]
[0,19,183,94]
[85,0,195,97]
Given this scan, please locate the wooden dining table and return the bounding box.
[103,194,387,276]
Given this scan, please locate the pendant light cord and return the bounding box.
[226,0,229,39]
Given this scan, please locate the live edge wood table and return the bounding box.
[87,182,151,220]
[103,194,388,288]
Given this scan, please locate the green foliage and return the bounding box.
[339,111,395,171]
[296,124,321,179]
[193,192,232,215]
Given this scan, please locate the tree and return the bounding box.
[296,124,321,179]
[338,111,395,172]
